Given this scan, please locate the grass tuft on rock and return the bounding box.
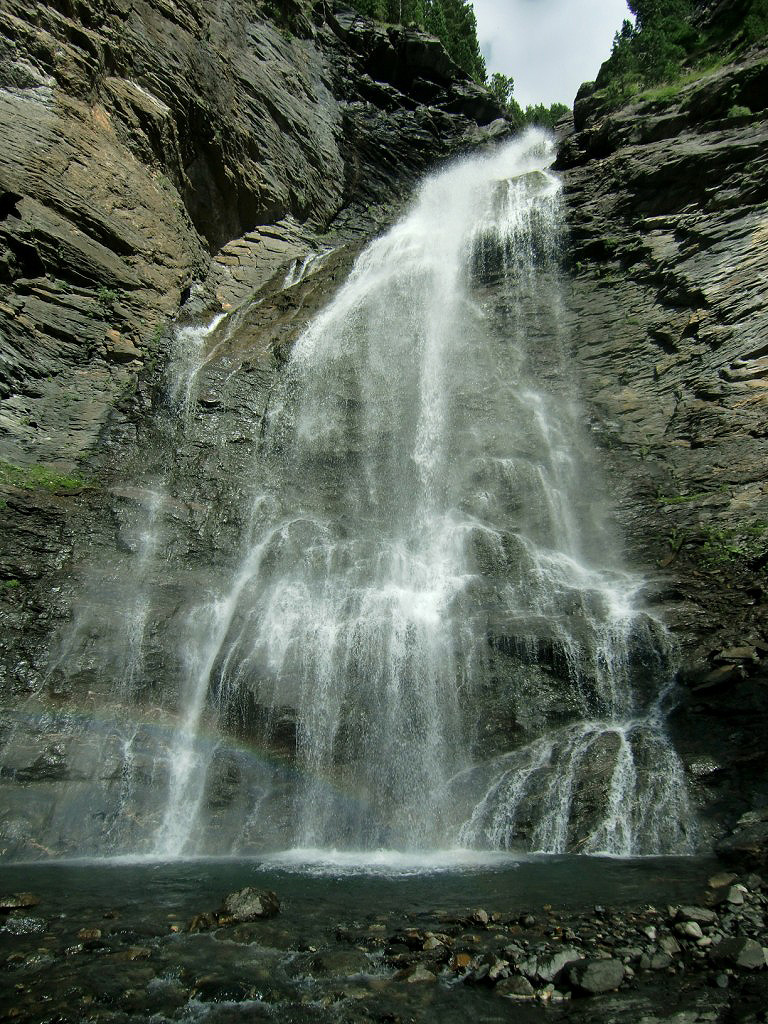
[0,461,93,494]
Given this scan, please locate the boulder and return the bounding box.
[220,887,280,922]
[709,937,766,969]
[496,975,535,999]
[716,810,768,872]
[567,958,625,994]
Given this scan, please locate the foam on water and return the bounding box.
[259,847,520,877]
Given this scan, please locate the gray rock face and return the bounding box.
[557,40,768,848]
[0,0,508,857]
[0,0,504,469]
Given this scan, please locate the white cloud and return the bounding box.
[473,0,631,107]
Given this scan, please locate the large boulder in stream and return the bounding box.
[220,887,280,922]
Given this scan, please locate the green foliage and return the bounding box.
[436,0,486,82]
[745,0,768,41]
[521,101,570,130]
[97,287,119,313]
[348,0,486,82]
[697,522,768,572]
[486,72,569,130]
[0,461,92,493]
[597,0,768,108]
[488,72,514,109]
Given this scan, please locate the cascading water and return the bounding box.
[152,131,693,857]
[0,132,695,861]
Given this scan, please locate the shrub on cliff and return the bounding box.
[596,0,768,106]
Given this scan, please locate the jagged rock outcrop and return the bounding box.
[0,0,502,466]
[558,39,768,843]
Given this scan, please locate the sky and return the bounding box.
[473,0,632,108]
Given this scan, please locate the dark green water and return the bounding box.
[0,855,714,1023]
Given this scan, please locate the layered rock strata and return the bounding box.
[558,41,768,841]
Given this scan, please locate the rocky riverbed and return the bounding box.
[0,857,766,1023]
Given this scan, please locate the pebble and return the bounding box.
[0,894,39,911]
[726,885,745,905]
[400,964,437,984]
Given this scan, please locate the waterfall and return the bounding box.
[152,131,693,856]
[4,131,694,861]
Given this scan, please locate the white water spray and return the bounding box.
[154,131,693,856]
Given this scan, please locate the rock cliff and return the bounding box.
[0,0,508,856]
[558,35,768,845]
[1,0,766,860]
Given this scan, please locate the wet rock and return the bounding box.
[187,912,218,933]
[677,906,717,925]
[0,893,40,911]
[716,812,768,872]
[0,915,47,935]
[660,935,682,956]
[536,947,583,982]
[496,974,536,999]
[397,963,437,984]
[675,921,704,940]
[220,887,280,922]
[110,946,153,962]
[306,949,371,977]
[726,885,746,905]
[451,952,473,971]
[708,872,739,890]
[709,936,766,969]
[567,958,625,994]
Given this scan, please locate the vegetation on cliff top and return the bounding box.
[596,0,768,106]
[487,73,570,131]
[348,1,570,127]
[349,0,486,81]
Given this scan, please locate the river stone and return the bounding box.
[660,935,681,955]
[398,964,437,984]
[677,905,717,924]
[221,887,280,921]
[726,885,745,905]
[708,872,738,889]
[536,947,583,982]
[496,974,535,999]
[709,936,765,968]
[0,893,40,910]
[307,949,370,976]
[675,920,704,939]
[567,958,625,994]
